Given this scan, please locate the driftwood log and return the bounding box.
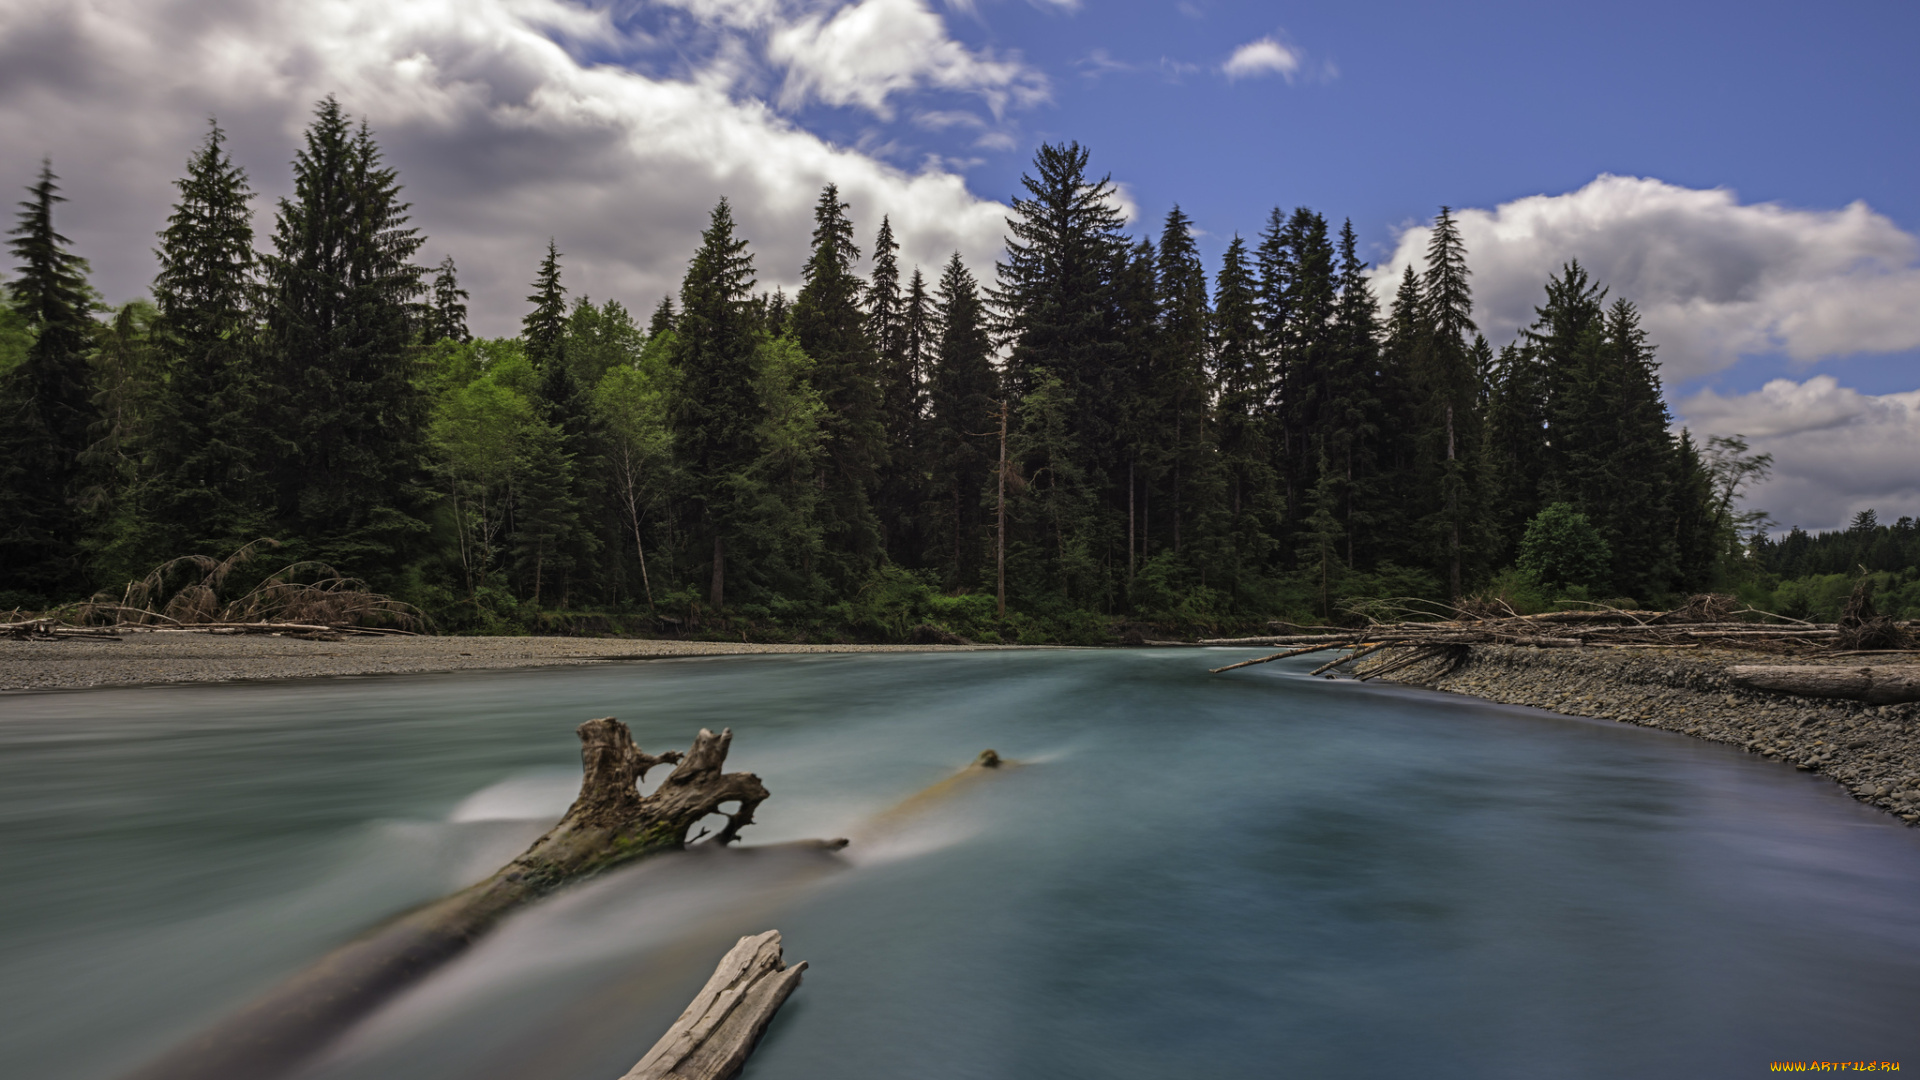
[1729,665,1920,705]
[127,720,771,1080]
[620,930,805,1080]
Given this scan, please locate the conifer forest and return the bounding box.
[1,100,1885,641]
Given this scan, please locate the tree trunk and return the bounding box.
[710,534,725,612]
[1730,665,1920,704]
[620,930,804,1080]
[125,722,772,1080]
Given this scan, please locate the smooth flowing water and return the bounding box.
[3,649,1918,1079]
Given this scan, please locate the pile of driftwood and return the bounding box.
[4,539,422,641]
[1207,586,1915,678]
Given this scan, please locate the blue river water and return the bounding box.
[2,648,1918,1079]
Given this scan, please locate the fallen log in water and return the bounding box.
[126,720,779,1080]
[620,930,805,1080]
[1729,665,1920,705]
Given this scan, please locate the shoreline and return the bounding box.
[0,634,1016,693]
[1378,644,1920,826]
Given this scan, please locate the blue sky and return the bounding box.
[1,0,1916,527]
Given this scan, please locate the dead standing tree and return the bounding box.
[126,721,778,1080]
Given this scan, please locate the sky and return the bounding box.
[2,0,1916,532]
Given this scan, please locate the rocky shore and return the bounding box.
[1381,644,1920,825]
[0,634,1005,693]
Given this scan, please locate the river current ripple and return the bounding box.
[2,649,1918,1079]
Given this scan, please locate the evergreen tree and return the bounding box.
[789,184,886,581]
[1111,237,1161,580]
[1328,220,1388,568]
[868,216,920,564]
[994,143,1130,605]
[523,239,567,371]
[669,198,761,610]
[260,99,430,580]
[925,253,996,588]
[1211,233,1276,595]
[140,124,270,568]
[1156,205,1216,559]
[0,160,99,605]
[647,295,677,339]
[1417,207,1484,597]
[424,255,470,344]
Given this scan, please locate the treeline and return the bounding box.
[1,102,1768,637]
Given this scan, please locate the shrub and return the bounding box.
[1516,503,1612,594]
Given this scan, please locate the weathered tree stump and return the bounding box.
[620,930,805,1080]
[1730,665,1920,704]
[126,721,769,1080]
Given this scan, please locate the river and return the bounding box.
[2,649,1917,1078]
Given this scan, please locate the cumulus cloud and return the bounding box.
[767,0,1046,119]
[1677,377,1920,531]
[1221,36,1301,81]
[1373,175,1920,383]
[0,0,1016,336]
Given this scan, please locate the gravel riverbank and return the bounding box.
[1382,644,1920,825]
[0,634,1010,692]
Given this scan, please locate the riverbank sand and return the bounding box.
[0,634,1008,692]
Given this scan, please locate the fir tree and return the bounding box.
[995,144,1133,604]
[1211,233,1276,594]
[647,295,677,340]
[1329,219,1388,567]
[0,160,99,605]
[669,198,760,610]
[259,99,429,580]
[1417,207,1483,597]
[523,239,567,371]
[1156,205,1216,559]
[789,184,886,580]
[425,255,469,344]
[140,124,270,568]
[925,253,996,588]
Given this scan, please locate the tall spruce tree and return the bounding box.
[789,184,886,581]
[925,253,996,588]
[1155,205,1216,559]
[513,243,601,605]
[1211,233,1277,593]
[994,142,1129,604]
[868,216,919,564]
[142,124,270,566]
[1322,220,1386,568]
[260,99,429,580]
[669,198,760,611]
[523,240,567,370]
[1417,207,1484,597]
[0,161,99,605]
[424,255,470,344]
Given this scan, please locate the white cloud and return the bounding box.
[0,0,1015,336]
[1373,175,1920,383]
[767,0,1047,119]
[1677,377,1920,531]
[1222,36,1300,81]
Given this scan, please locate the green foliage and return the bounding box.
[1516,502,1613,593]
[5,134,1791,643]
[0,160,100,605]
[259,97,430,585]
